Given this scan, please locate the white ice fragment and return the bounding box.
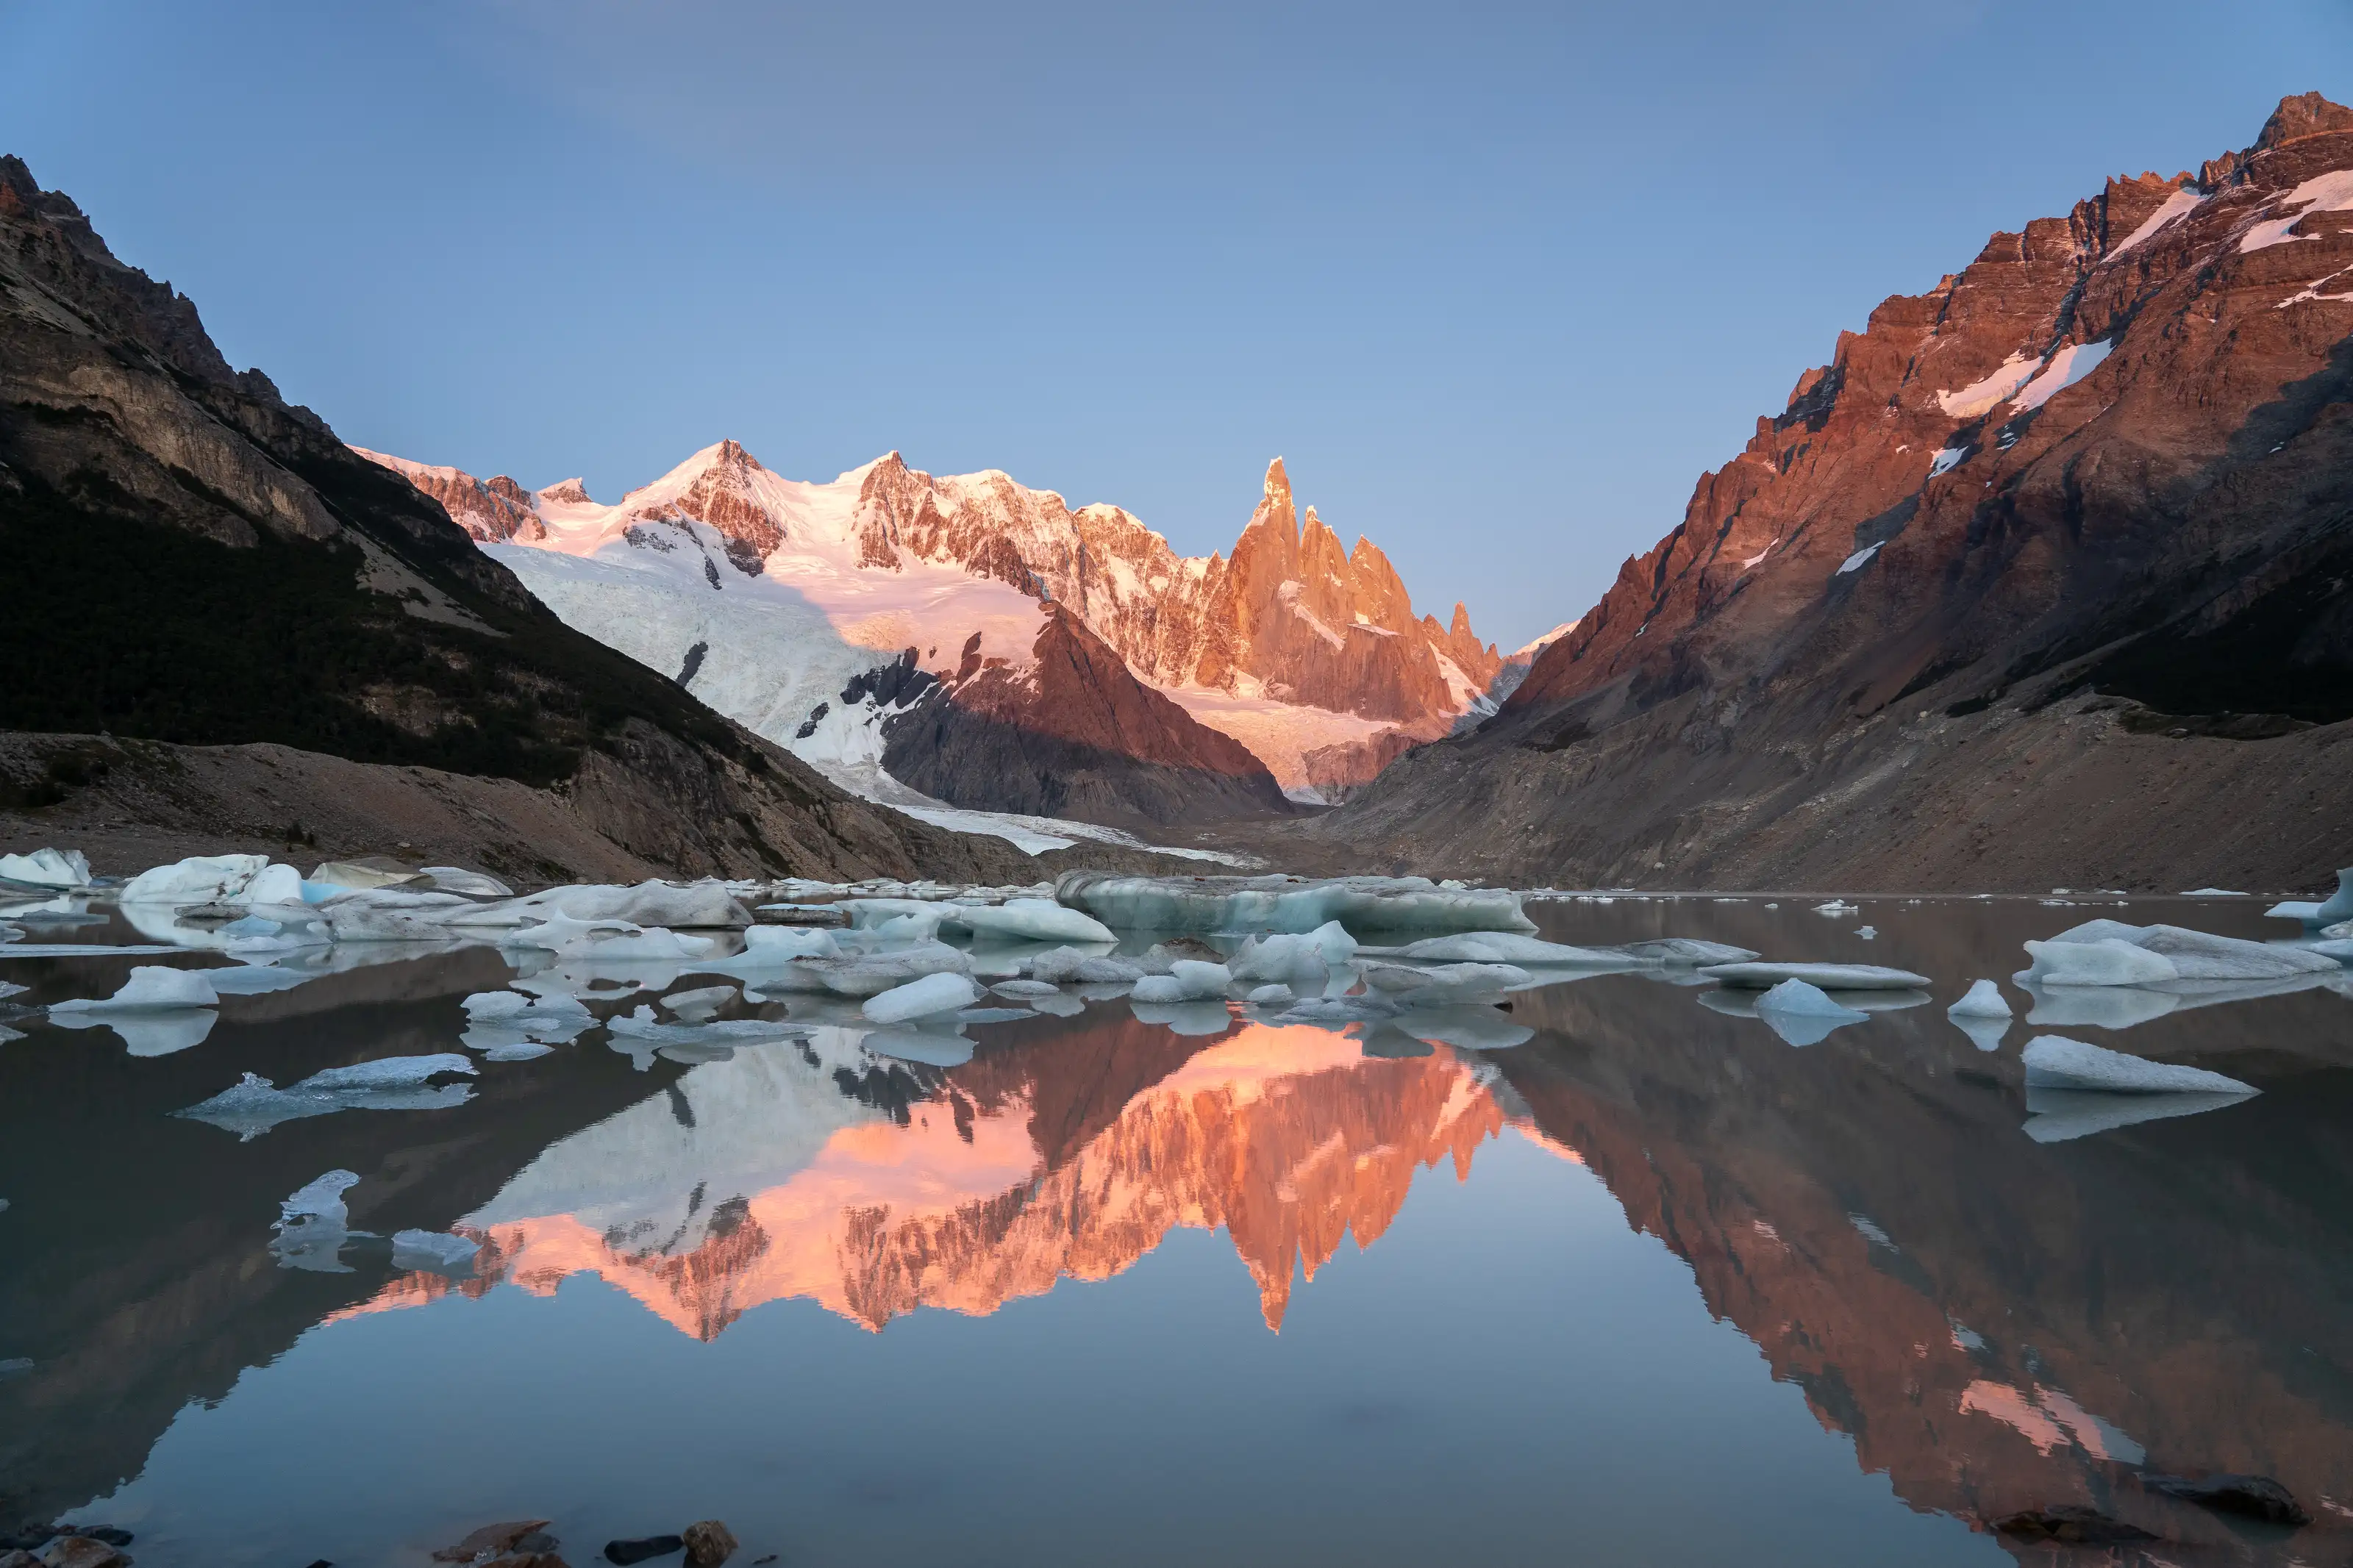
[49,965,219,1012]
[1700,962,1930,990]
[1166,959,1232,998]
[1752,978,1871,1048]
[2021,1035,2257,1095]
[1246,983,1293,1006]
[990,979,1064,1000]
[2179,888,2246,896]
[2007,340,2111,412]
[272,1168,363,1272]
[1026,948,1142,984]
[2017,937,2179,987]
[389,1229,481,1275]
[122,853,271,905]
[0,848,93,889]
[862,971,982,1024]
[1948,978,2012,1019]
[281,1169,361,1220]
[2310,938,2353,963]
[1387,932,1626,965]
[740,926,842,960]
[1813,901,1860,916]
[1360,960,1531,1000]
[1616,937,1760,965]
[2265,901,2325,923]
[951,898,1116,945]
[175,1056,477,1138]
[574,926,716,961]
[1052,870,1535,936]
[2314,867,2353,926]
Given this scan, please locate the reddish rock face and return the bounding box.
[1329,93,2353,887]
[640,437,780,556]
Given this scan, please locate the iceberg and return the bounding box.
[862,971,982,1024]
[990,978,1064,1000]
[2316,867,2353,926]
[951,898,1116,945]
[1947,978,2013,1018]
[1026,948,1143,984]
[272,1169,363,1272]
[1382,932,1627,966]
[2021,1035,2258,1095]
[389,1228,482,1275]
[174,1055,479,1139]
[739,926,842,960]
[308,860,424,890]
[1131,960,1234,1003]
[1615,938,1760,966]
[1699,962,1931,990]
[2042,920,2336,980]
[1752,978,1871,1047]
[121,853,273,904]
[49,965,220,1012]
[417,867,514,898]
[2311,938,2353,963]
[1246,982,1294,1006]
[2017,938,2179,987]
[804,942,974,998]
[500,880,752,929]
[1813,901,1859,917]
[0,848,92,889]
[1051,870,1536,936]
[2023,1086,2258,1143]
[1228,923,1360,980]
[1360,960,1532,1000]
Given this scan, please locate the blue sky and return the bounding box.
[5,1,2346,647]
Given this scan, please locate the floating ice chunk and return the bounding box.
[417,867,514,898]
[2017,938,2178,987]
[1854,926,1877,940]
[1948,979,2013,1018]
[504,880,751,929]
[2043,920,2335,980]
[740,926,842,960]
[991,979,1064,1000]
[308,861,424,890]
[272,1169,364,1272]
[1247,983,1294,1006]
[50,965,219,1012]
[863,971,983,1023]
[1167,959,1233,998]
[2023,1086,2258,1143]
[1229,923,1360,980]
[0,925,17,944]
[2312,868,2353,925]
[2180,887,2246,896]
[1026,948,1142,984]
[572,926,715,962]
[804,942,973,998]
[0,848,92,889]
[660,984,737,1022]
[951,898,1116,945]
[2310,938,2353,964]
[175,1056,477,1138]
[2265,900,2325,923]
[1052,870,1535,935]
[122,853,271,904]
[1128,974,1190,1003]
[2021,1035,2257,1095]
[242,863,306,905]
[1814,901,1859,916]
[0,979,21,1000]
[389,1229,480,1275]
[1360,960,1532,1000]
[1752,978,1871,1046]
[1387,932,1627,966]
[1699,962,1930,990]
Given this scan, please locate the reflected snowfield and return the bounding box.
[3,894,2352,1566]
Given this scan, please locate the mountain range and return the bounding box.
[1318,90,2353,890]
[355,440,1501,826]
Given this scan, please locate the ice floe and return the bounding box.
[390,1229,482,1275]
[863,971,982,1023]
[2040,920,2336,981]
[272,1170,363,1272]
[1377,932,1627,966]
[1051,870,1535,936]
[0,848,92,889]
[121,853,283,905]
[1615,937,1759,965]
[1699,962,1930,990]
[1946,978,2013,1050]
[2016,937,2179,987]
[2021,1035,2257,1095]
[1751,978,1871,1046]
[176,1055,479,1139]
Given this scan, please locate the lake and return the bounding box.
[3,891,2349,1566]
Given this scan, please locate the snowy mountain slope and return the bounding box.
[357,438,1499,811]
[1321,92,2353,891]
[1451,619,1581,736]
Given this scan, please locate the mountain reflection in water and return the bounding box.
[3,898,2350,1565]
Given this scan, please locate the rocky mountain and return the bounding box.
[359,443,1496,820]
[0,154,1036,884]
[1325,92,2353,891]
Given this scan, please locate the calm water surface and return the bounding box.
[2,893,2349,1566]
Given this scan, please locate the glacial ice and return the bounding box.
[951,898,1117,945]
[2265,901,2325,924]
[176,1056,478,1138]
[990,978,1065,1000]
[660,984,737,1022]
[1360,960,1532,1000]
[1051,870,1536,936]
[121,853,273,904]
[1246,983,1294,1006]
[2016,937,2182,987]
[2043,920,2336,980]
[2021,1035,2258,1095]
[1384,932,1626,966]
[569,926,718,962]
[1026,948,1144,984]
[2314,867,2353,925]
[2310,938,2353,963]
[1752,978,1871,1047]
[390,1229,481,1275]
[510,880,752,929]
[418,867,514,898]
[1227,923,1360,981]
[49,965,219,1012]
[862,971,982,1023]
[308,861,424,890]
[1616,938,1760,966]
[272,1169,363,1272]
[1699,962,1931,990]
[1813,901,1860,916]
[1130,960,1234,1003]
[0,848,92,889]
[739,926,842,960]
[804,942,974,998]
[1948,979,2013,1018]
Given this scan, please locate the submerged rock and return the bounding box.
[1993,1506,2156,1544]
[2145,1472,2310,1525]
[435,1521,553,1563]
[602,1537,684,1566]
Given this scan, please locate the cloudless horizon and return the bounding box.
[5,1,2346,648]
